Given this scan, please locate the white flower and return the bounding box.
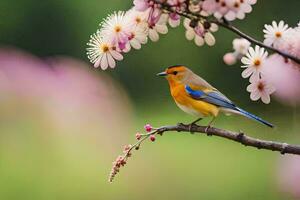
[100,11,131,52]
[247,78,275,104]
[233,38,251,55]
[124,9,149,49]
[263,21,290,48]
[125,8,148,28]
[87,33,123,70]
[241,45,268,82]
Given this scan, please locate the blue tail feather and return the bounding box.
[235,107,274,128]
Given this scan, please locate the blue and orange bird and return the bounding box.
[157,65,274,130]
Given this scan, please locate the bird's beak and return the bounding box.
[156,71,167,77]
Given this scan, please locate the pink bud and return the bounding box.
[223,53,237,65]
[144,124,152,132]
[135,132,142,140]
[150,135,156,142]
[120,159,126,166]
[123,145,132,152]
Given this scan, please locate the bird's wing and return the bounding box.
[185,73,216,90]
[185,85,236,109]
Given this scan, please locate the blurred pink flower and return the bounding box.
[278,28,300,69]
[0,47,133,144]
[263,54,300,105]
[223,52,237,65]
[277,155,300,199]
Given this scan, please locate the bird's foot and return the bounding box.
[188,118,203,133]
[205,125,212,136]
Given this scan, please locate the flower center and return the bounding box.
[129,33,135,40]
[234,2,240,8]
[275,32,282,38]
[115,25,122,33]
[253,59,261,67]
[135,17,141,24]
[257,82,264,91]
[101,45,109,53]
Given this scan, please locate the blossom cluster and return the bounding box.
[224,21,300,104]
[109,124,158,182]
[87,0,258,70]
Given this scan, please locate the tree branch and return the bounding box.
[157,123,300,155]
[156,0,300,64]
[215,21,300,64]
[109,123,300,182]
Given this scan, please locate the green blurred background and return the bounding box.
[0,0,300,199]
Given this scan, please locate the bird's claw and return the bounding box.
[205,125,212,136]
[177,122,185,126]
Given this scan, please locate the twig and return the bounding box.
[156,123,300,155]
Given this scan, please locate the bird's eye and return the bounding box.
[173,71,178,75]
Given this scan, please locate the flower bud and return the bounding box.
[150,135,156,142]
[144,124,152,132]
[136,132,142,140]
[223,53,237,65]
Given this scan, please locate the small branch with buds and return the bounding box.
[109,123,300,182]
[156,0,300,65]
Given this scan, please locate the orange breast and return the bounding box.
[170,84,219,117]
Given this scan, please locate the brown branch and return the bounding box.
[157,123,300,155]
[155,0,300,65]
[215,21,300,64]
[109,123,300,182]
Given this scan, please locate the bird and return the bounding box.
[157,65,274,131]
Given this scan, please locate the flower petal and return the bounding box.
[242,67,254,78]
[149,29,159,42]
[107,53,116,68]
[100,54,108,70]
[194,36,204,46]
[110,50,123,61]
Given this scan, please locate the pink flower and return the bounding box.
[246,78,275,104]
[277,156,300,199]
[202,0,217,13]
[144,124,153,132]
[167,0,186,27]
[148,12,168,42]
[184,18,218,46]
[223,53,237,65]
[262,54,300,105]
[278,28,300,68]
[202,0,257,21]
[133,0,150,11]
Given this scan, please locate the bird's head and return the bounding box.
[157,65,191,83]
